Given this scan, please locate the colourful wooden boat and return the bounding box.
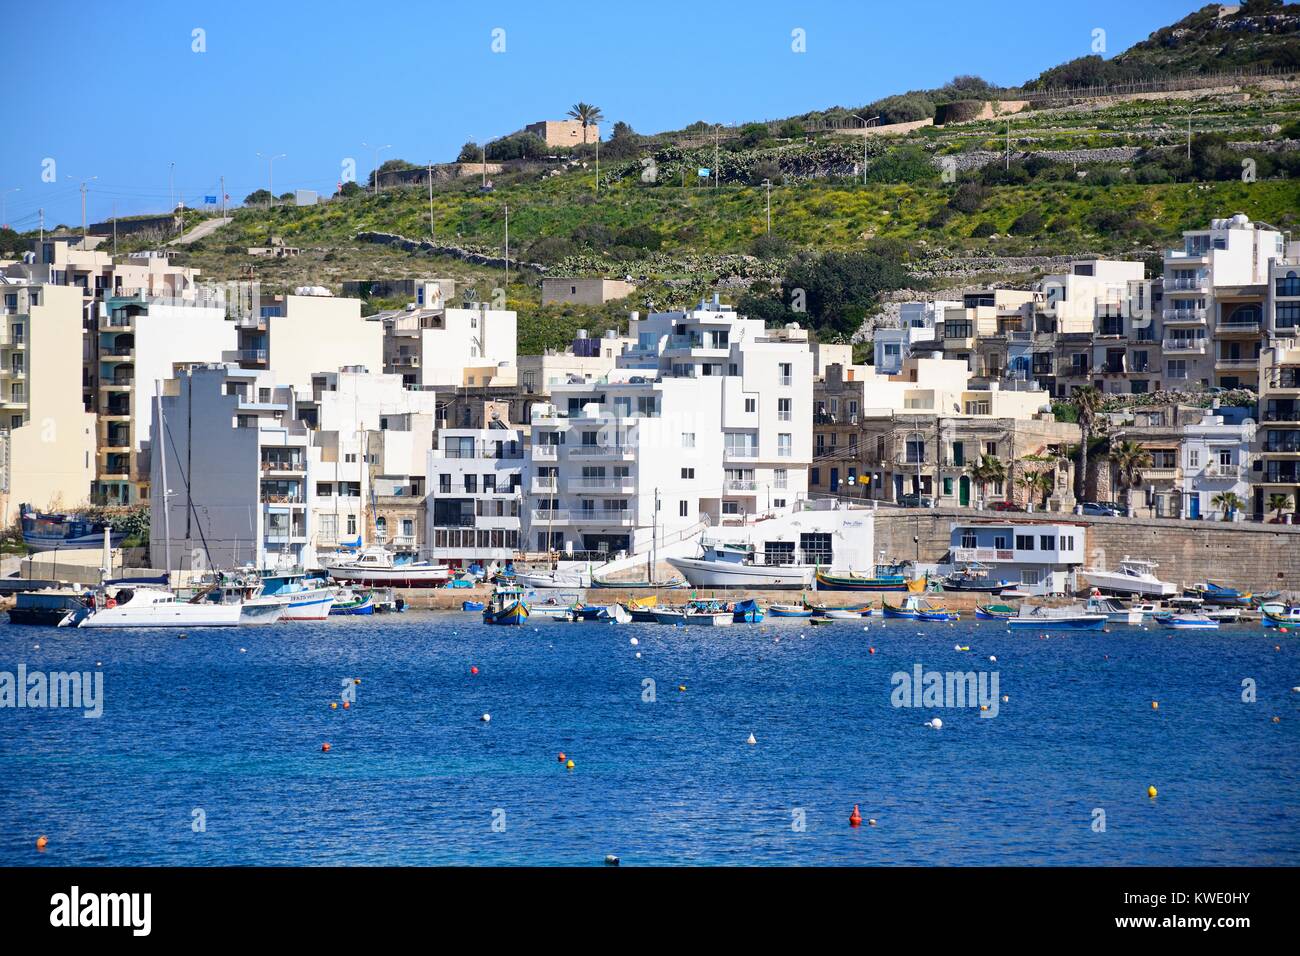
[483,587,529,626]
[814,567,910,592]
[882,595,951,620]
[975,603,1017,620]
[769,603,814,618]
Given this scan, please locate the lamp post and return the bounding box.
[256,152,286,206]
[850,114,870,184]
[362,142,392,195]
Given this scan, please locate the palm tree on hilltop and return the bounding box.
[567,102,604,143]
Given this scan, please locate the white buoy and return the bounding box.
[1293,687,1300,693]
[953,644,961,651]
[747,733,757,745]
[927,717,943,730]
[480,713,491,723]
[33,644,40,650]
[989,655,997,662]
[239,648,247,653]
[630,637,639,646]
[635,652,641,658]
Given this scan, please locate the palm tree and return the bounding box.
[1016,469,1054,509]
[1267,493,1293,521]
[1071,385,1104,503]
[566,103,604,143]
[967,453,1006,505]
[1212,491,1245,520]
[1107,440,1152,515]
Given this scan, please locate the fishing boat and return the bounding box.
[1204,607,1242,623]
[975,603,1017,621]
[330,588,375,616]
[1167,612,1218,630]
[623,596,661,623]
[684,608,732,626]
[1005,604,1106,630]
[325,546,450,588]
[515,567,588,589]
[939,563,1013,593]
[881,594,955,620]
[1084,594,1145,625]
[823,608,868,620]
[918,606,960,622]
[591,572,684,589]
[7,589,93,626]
[814,564,911,592]
[527,594,582,620]
[1187,582,1252,607]
[571,603,632,624]
[730,598,764,624]
[259,572,338,621]
[768,603,815,618]
[669,540,813,589]
[1261,606,1300,628]
[75,585,243,629]
[19,506,126,552]
[461,600,485,612]
[483,587,528,626]
[652,608,688,626]
[1079,557,1177,597]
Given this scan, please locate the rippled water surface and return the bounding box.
[1,611,1297,865]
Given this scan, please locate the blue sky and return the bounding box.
[1,0,1198,229]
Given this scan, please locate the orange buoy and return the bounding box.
[342,701,350,710]
[557,752,567,763]
[354,678,361,685]
[35,835,48,850]
[321,742,331,752]
[849,805,862,827]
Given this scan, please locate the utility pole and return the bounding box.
[482,143,487,188]
[362,142,391,195]
[169,161,175,221]
[1006,121,1011,170]
[112,201,117,257]
[762,178,772,234]
[714,124,720,189]
[39,208,44,243]
[503,203,509,290]
[257,152,285,206]
[595,137,600,195]
[851,114,870,183]
[220,175,226,218]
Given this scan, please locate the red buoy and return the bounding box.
[869,647,876,654]
[321,743,331,752]
[471,666,479,675]
[849,805,862,827]
[557,751,567,763]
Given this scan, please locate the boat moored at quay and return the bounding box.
[324,547,451,588]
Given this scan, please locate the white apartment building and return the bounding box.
[0,282,96,524]
[518,329,631,396]
[874,301,959,374]
[1178,410,1254,522]
[96,290,235,506]
[229,293,384,392]
[377,301,517,389]
[524,296,813,560]
[949,521,1086,594]
[426,426,524,568]
[150,365,312,571]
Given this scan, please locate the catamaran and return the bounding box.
[74,585,243,629]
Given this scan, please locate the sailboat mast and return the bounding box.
[155,381,171,582]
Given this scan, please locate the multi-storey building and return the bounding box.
[0,282,96,524]
[426,425,524,569]
[1266,244,1300,339]
[948,520,1086,594]
[518,329,631,396]
[1252,339,1300,522]
[523,296,813,560]
[95,291,235,506]
[376,300,516,389]
[874,301,960,375]
[229,293,383,392]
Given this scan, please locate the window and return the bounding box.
[778,398,792,422]
[679,501,689,517]
[1188,449,1200,468]
[682,432,695,449]
[1060,534,1074,552]
[985,441,997,457]
[811,468,820,487]
[1219,449,1232,467]
[774,468,788,489]
[463,474,477,493]
[1166,359,1187,380]
[438,474,451,494]
[961,531,976,550]
[347,515,357,535]
[681,467,695,480]
[745,398,756,413]
[773,498,786,509]
[779,363,792,386]
[1039,535,1055,551]
[994,535,1008,550]
[1015,535,1034,551]
[722,501,740,515]
[777,434,792,458]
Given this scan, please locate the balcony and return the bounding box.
[531,477,558,494]
[1266,369,1300,392]
[531,445,559,461]
[1261,467,1300,484]
[237,349,269,363]
[725,478,759,493]
[572,510,636,527]
[1162,338,1206,353]
[1162,308,1207,324]
[1261,439,1300,455]
[1165,277,1208,292]
[1214,357,1257,372]
[261,494,306,505]
[390,355,421,367]
[1262,408,1300,423]
[100,377,134,390]
[261,458,306,473]
[1217,321,1261,337]
[951,547,1016,564]
[574,477,636,492]
[1139,466,1179,481]
[569,445,635,460]
[531,508,571,524]
[99,315,134,332]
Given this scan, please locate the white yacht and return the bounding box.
[325,547,450,588]
[668,540,814,589]
[1080,557,1177,597]
[516,568,589,589]
[75,586,243,629]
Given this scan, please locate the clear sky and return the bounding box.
[1,0,1199,229]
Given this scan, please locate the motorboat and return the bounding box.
[461,600,485,612]
[1167,613,1219,630]
[570,604,632,624]
[939,563,1013,593]
[7,589,92,626]
[768,603,815,618]
[669,540,813,589]
[975,603,1017,621]
[1261,605,1300,628]
[684,609,733,626]
[1079,557,1177,597]
[527,594,583,620]
[823,608,870,620]
[1005,604,1106,630]
[75,586,243,629]
[1084,594,1145,625]
[652,608,688,626]
[1204,607,1242,623]
[20,506,125,552]
[483,587,528,626]
[515,568,588,589]
[624,596,661,623]
[325,547,450,588]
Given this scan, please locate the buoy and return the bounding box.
[1001,694,1009,703]
[868,818,877,826]
[480,713,491,722]
[989,655,996,662]
[635,652,641,658]
[927,717,943,730]
[980,704,989,712]
[566,759,575,770]
[869,647,876,654]
[678,685,686,692]
[604,854,620,866]
[1151,701,1159,710]
[33,644,40,650]
[342,701,350,710]
[35,835,48,851]
[849,805,862,827]
[240,648,246,653]
[630,637,639,646]
[1291,687,1300,693]
[354,678,361,685]
[330,702,338,710]
[1272,716,1281,724]
[1147,785,1157,798]
[746,733,757,745]
[321,743,331,752]
[470,666,479,675]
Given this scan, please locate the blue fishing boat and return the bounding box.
[917,607,960,622]
[882,595,952,620]
[1188,582,1251,607]
[1006,605,1106,630]
[1261,606,1300,628]
[731,598,764,623]
[975,603,1017,621]
[461,600,485,612]
[483,587,528,626]
[769,603,814,618]
[329,588,375,615]
[20,505,126,552]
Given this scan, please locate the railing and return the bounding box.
[390,355,420,367]
[1262,408,1300,422]
[237,349,269,362]
[1262,468,1300,483]
[1267,371,1300,390]
[261,459,305,472]
[1162,338,1206,352]
[1214,358,1257,370]
[574,477,635,490]
[1162,308,1207,322]
[1262,440,1300,453]
[569,446,634,459]
[951,547,1015,563]
[1139,467,1179,480]
[261,494,305,504]
[573,510,635,526]
[1166,278,1207,291]
[725,479,758,492]
[531,509,571,523]
[1217,321,1261,335]
[532,445,559,460]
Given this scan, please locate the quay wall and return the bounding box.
[873,507,1300,593]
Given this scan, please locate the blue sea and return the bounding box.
[1,612,1297,866]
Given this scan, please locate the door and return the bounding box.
[1188,493,1200,520]
[959,475,971,507]
[829,468,839,492]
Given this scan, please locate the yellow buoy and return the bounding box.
[566,759,575,770]
[1151,701,1159,710]
[330,702,338,710]
[678,685,686,692]
[1147,785,1158,798]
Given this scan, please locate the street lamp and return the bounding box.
[850,114,872,185]
[256,152,286,206]
[362,142,392,195]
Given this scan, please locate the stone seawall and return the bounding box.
[873,507,1300,593]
